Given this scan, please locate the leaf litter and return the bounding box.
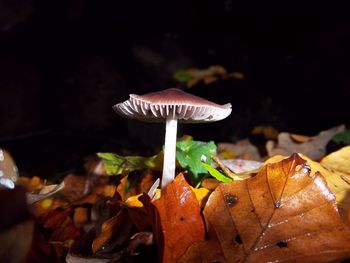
[2,126,350,262]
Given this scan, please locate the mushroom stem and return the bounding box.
[162,118,178,187]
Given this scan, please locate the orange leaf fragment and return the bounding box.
[180,154,350,263]
[73,207,89,228]
[141,174,205,263]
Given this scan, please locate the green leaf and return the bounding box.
[201,162,233,183]
[174,70,192,83]
[176,139,217,181]
[97,152,163,175]
[332,129,350,145]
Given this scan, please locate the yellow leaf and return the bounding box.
[125,187,210,208]
[125,193,144,207]
[321,146,350,175]
[191,187,210,208]
[320,146,350,213]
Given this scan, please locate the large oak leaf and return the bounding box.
[180,153,350,263]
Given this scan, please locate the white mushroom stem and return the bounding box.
[162,118,178,188]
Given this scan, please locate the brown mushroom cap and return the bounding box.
[113,88,232,123]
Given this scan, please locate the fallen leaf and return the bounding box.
[320,146,350,215]
[266,125,345,160]
[201,178,221,190]
[32,198,68,217]
[125,232,153,256]
[63,174,92,203]
[67,232,153,262]
[140,174,205,263]
[103,185,116,198]
[220,159,263,174]
[73,185,105,205]
[26,181,65,204]
[73,207,89,228]
[191,187,211,208]
[92,209,133,253]
[50,216,81,243]
[228,71,245,80]
[125,194,144,208]
[40,207,72,231]
[321,146,350,176]
[117,171,157,201]
[97,152,163,175]
[180,154,350,262]
[174,65,242,88]
[290,133,312,143]
[218,139,261,161]
[117,176,139,201]
[266,150,350,220]
[26,227,62,263]
[18,176,43,192]
[251,125,279,139]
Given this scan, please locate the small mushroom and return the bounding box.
[113,88,232,187]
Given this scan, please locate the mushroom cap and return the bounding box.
[113,88,232,123]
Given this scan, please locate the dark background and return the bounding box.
[0,0,349,178]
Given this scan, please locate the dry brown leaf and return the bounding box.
[26,227,62,263]
[73,185,105,205]
[180,65,242,88]
[18,176,43,192]
[32,198,68,217]
[26,181,65,204]
[63,174,92,202]
[117,171,157,201]
[92,209,133,253]
[125,232,153,256]
[186,65,227,88]
[40,207,72,230]
[73,207,89,228]
[140,174,205,263]
[266,150,350,220]
[50,217,81,243]
[266,125,345,160]
[290,133,312,143]
[180,154,350,263]
[201,178,221,190]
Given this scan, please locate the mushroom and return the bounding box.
[113,88,232,187]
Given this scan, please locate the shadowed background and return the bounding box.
[0,0,349,178]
